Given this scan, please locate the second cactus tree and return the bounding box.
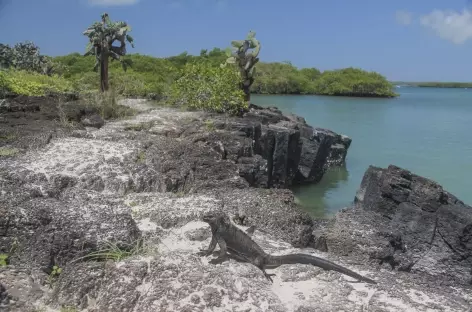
[221,31,261,103]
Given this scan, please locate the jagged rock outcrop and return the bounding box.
[314,164,472,286]
[223,104,352,187]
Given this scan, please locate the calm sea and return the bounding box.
[252,87,472,218]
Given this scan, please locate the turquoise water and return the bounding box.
[252,87,472,217]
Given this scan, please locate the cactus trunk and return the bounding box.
[241,75,253,103]
[243,85,251,102]
[99,45,109,92]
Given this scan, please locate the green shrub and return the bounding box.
[109,71,166,98]
[69,71,100,94]
[313,68,397,97]
[250,62,316,95]
[0,70,9,96]
[166,61,247,115]
[0,69,74,96]
[0,147,19,157]
[49,50,398,98]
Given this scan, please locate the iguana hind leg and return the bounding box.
[254,256,276,283]
[261,269,276,283]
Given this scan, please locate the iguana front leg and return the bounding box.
[198,234,217,256]
[209,238,229,264]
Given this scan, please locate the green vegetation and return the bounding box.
[0,41,58,74]
[167,61,246,114]
[0,15,398,118]
[0,253,8,266]
[0,47,397,104]
[47,265,63,287]
[0,147,19,157]
[83,13,134,92]
[0,133,16,141]
[47,49,396,99]
[312,68,398,97]
[251,62,321,94]
[0,69,74,96]
[136,150,146,163]
[393,81,472,88]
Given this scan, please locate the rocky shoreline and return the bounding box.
[0,96,471,311]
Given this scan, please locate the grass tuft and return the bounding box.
[71,239,152,263]
[0,147,19,157]
[80,89,137,120]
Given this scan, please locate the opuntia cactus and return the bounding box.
[221,30,260,102]
[0,41,53,75]
[83,13,134,92]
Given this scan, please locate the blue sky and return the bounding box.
[1,0,472,81]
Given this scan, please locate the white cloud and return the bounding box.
[395,10,413,26]
[168,0,227,10]
[420,9,472,44]
[88,0,139,6]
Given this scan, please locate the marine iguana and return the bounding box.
[199,211,377,284]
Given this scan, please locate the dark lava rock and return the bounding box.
[191,104,351,189]
[0,96,89,153]
[0,171,141,271]
[80,113,105,129]
[213,187,315,247]
[316,164,472,286]
[0,283,10,310]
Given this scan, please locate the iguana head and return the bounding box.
[202,211,230,225]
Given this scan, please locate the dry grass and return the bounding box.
[81,89,137,120]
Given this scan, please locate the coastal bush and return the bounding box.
[1,38,399,99]
[415,82,472,88]
[251,62,317,94]
[166,61,247,115]
[57,53,177,98]
[0,70,9,96]
[0,69,74,96]
[48,49,398,98]
[313,68,397,97]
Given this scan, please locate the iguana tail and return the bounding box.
[266,253,377,284]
